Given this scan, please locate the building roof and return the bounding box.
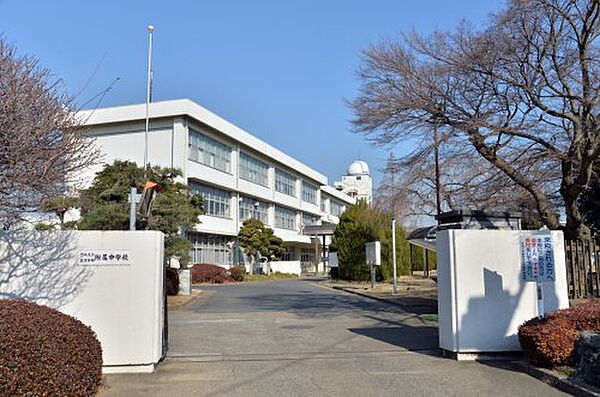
[78,99,328,185]
[320,185,356,205]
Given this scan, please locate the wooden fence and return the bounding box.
[564,239,600,299]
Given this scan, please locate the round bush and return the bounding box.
[0,299,103,396]
[519,316,578,367]
[191,263,230,283]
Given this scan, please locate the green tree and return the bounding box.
[77,161,203,266]
[331,201,410,281]
[237,218,285,272]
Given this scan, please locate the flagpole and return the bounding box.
[144,25,154,177]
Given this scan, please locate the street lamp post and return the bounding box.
[144,25,154,176]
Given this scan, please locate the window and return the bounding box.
[281,247,295,261]
[320,199,327,213]
[188,233,233,266]
[330,200,344,216]
[275,206,296,230]
[239,196,269,224]
[301,181,318,204]
[190,182,231,218]
[275,168,296,197]
[188,128,231,173]
[300,248,314,263]
[239,152,269,186]
[302,212,319,226]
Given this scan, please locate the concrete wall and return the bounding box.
[436,230,569,355]
[0,231,165,373]
[270,260,302,276]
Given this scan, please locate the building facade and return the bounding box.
[77,99,355,269]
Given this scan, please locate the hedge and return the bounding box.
[0,299,103,396]
[518,300,600,367]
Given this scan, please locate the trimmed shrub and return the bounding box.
[191,263,230,283]
[518,300,600,367]
[519,316,578,367]
[0,299,103,396]
[229,265,246,282]
[166,267,179,296]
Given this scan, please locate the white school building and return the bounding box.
[77,99,360,271]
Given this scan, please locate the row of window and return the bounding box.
[188,129,319,202]
[191,181,328,229]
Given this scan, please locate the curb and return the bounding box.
[511,361,600,396]
[325,284,437,312]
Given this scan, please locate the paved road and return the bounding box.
[103,279,565,396]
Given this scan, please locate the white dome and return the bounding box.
[347,160,370,176]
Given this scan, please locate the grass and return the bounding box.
[420,314,439,322]
[553,365,576,377]
[244,272,299,282]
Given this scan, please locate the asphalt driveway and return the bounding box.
[102,278,565,396]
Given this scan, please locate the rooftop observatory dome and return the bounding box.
[347,160,370,176]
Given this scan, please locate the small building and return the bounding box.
[334,160,373,204]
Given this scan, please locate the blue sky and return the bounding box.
[0,0,502,186]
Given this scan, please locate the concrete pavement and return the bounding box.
[101,278,566,396]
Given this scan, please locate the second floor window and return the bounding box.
[239,196,269,224]
[190,182,231,218]
[331,200,344,216]
[239,152,269,187]
[275,206,296,230]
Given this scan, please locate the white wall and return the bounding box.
[0,231,165,373]
[270,260,302,276]
[436,230,569,354]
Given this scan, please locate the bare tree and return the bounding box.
[0,38,97,227]
[351,0,599,239]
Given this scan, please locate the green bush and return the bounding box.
[330,201,410,281]
[0,299,103,396]
[229,265,246,282]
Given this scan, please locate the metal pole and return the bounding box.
[434,124,441,224]
[129,186,137,230]
[144,25,154,176]
[370,265,375,289]
[392,218,397,295]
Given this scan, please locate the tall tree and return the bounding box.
[0,39,96,227]
[331,201,410,281]
[78,161,203,265]
[351,0,599,239]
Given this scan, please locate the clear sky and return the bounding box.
[0,0,503,186]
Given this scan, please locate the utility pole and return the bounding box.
[144,25,154,177]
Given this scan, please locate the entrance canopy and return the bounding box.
[302,223,337,236]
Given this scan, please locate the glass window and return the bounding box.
[320,199,327,213]
[239,196,269,224]
[331,200,344,216]
[188,128,231,173]
[301,181,318,204]
[275,168,296,197]
[275,206,296,230]
[239,152,269,187]
[190,182,231,218]
[302,212,320,226]
[188,233,233,266]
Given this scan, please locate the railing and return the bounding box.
[564,239,600,299]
